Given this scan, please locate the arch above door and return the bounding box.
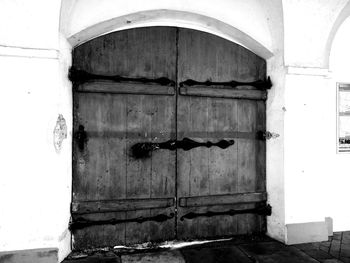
[61,8,274,59]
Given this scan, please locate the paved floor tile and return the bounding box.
[340,244,350,258]
[321,260,344,263]
[121,251,184,263]
[340,257,350,263]
[180,245,251,263]
[330,240,341,258]
[295,247,334,261]
[333,233,342,241]
[62,232,350,263]
[63,254,121,263]
[239,241,319,263]
[342,233,350,245]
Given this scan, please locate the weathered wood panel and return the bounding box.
[72,27,177,249]
[176,28,266,239]
[73,27,177,80]
[76,82,175,96]
[179,192,267,207]
[72,198,175,214]
[179,86,267,100]
[72,26,267,247]
[177,28,266,83]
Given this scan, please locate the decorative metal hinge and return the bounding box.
[258,131,280,140]
[69,213,175,231]
[131,137,235,159]
[179,76,272,90]
[69,67,175,86]
[180,204,272,221]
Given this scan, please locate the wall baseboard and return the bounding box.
[0,248,58,263]
[286,220,330,245]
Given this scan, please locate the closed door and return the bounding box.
[71,27,268,250]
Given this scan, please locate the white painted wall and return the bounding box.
[0,50,72,261]
[281,0,350,234]
[283,0,348,68]
[0,0,61,49]
[62,0,273,53]
[0,0,72,261]
[328,16,350,231]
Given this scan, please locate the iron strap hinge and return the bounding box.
[180,204,272,221]
[131,137,235,159]
[257,131,280,140]
[69,213,175,231]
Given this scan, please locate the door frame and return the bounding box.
[60,14,283,246]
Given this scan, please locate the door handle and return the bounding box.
[131,137,235,159]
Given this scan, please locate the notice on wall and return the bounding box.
[338,84,350,152]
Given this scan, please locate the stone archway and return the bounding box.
[58,0,285,250]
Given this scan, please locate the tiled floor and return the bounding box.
[63,232,350,263]
[294,232,350,263]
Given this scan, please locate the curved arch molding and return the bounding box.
[66,9,273,59]
[325,1,350,68]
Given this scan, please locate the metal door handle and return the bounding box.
[131,137,235,159]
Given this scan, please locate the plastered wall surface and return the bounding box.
[284,73,333,223]
[283,0,348,68]
[1,0,350,260]
[0,54,72,260]
[0,0,61,49]
[62,0,273,52]
[281,1,350,232]
[328,16,350,231]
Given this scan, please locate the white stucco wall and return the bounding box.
[0,0,72,261]
[0,50,72,261]
[329,16,350,231]
[281,0,350,235]
[0,0,61,49]
[62,0,273,52]
[283,0,348,68]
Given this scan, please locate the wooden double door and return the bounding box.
[71,27,268,249]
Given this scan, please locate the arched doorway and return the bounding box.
[69,26,270,249]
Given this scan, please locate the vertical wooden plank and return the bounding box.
[126,95,152,199]
[150,96,176,199]
[207,98,239,236]
[177,95,211,238]
[73,27,177,80]
[125,94,151,244]
[72,92,128,249]
[177,28,266,83]
[256,100,266,192]
[256,100,266,233]
[149,95,176,241]
[101,94,128,246]
[237,100,258,235]
[73,93,128,201]
[208,99,238,195]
